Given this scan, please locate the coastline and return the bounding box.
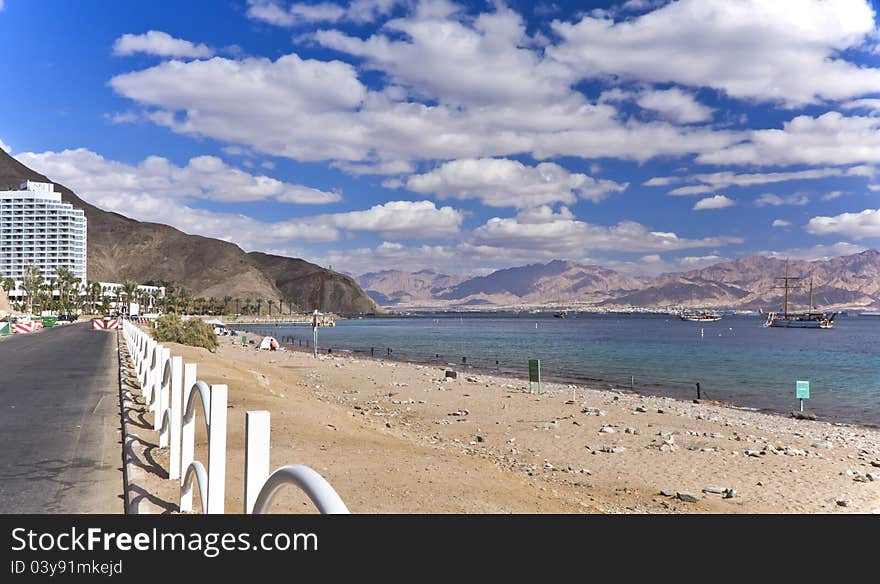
[237,323,880,431]
[176,327,880,513]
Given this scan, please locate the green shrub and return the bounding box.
[152,314,219,352]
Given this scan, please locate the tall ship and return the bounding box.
[763,260,835,329]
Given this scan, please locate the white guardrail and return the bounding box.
[121,318,350,515]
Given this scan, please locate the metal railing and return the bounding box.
[121,318,348,515]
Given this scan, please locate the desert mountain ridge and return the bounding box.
[357,252,880,311]
[0,149,379,314]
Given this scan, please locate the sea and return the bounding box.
[237,312,880,427]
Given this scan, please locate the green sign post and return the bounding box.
[796,380,810,412]
[242,334,248,346]
[528,359,542,395]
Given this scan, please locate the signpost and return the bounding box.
[528,359,542,395]
[796,380,810,412]
[312,309,319,358]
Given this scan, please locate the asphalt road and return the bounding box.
[0,322,122,513]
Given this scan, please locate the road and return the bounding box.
[0,322,122,513]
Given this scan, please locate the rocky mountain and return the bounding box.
[356,269,465,304]
[608,251,880,310]
[359,260,644,307]
[0,149,379,314]
[359,252,880,311]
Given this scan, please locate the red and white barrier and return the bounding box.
[14,322,34,334]
[92,319,105,330]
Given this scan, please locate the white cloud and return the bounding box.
[755,193,809,207]
[693,195,734,210]
[0,138,10,153]
[635,88,713,124]
[329,200,462,238]
[246,0,402,26]
[470,205,742,255]
[806,208,880,239]
[821,191,845,201]
[113,31,214,59]
[841,98,880,112]
[0,1,5,11]
[761,241,867,260]
[549,0,880,106]
[699,112,880,167]
[403,158,627,208]
[772,219,792,228]
[14,148,342,205]
[109,47,741,168]
[869,184,880,192]
[647,165,874,195]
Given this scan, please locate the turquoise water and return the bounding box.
[239,313,880,426]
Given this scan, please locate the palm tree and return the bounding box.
[267,299,275,317]
[21,265,43,315]
[122,280,139,316]
[255,298,263,316]
[89,281,102,314]
[222,296,233,315]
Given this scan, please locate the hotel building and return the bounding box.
[0,181,87,283]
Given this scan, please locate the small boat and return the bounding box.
[553,311,567,319]
[679,310,722,322]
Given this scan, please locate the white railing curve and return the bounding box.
[121,319,346,516]
[244,410,349,515]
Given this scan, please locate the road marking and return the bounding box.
[92,395,105,414]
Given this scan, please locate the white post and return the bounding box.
[244,411,271,514]
[153,347,170,432]
[207,384,227,514]
[166,356,183,476]
[179,363,197,510]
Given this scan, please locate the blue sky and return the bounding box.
[1,0,880,276]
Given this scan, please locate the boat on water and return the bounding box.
[553,311,568,319]
[860,311,880,317]
[679,310,722,322]
[763,260,835,329]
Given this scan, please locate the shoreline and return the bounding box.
[235,326,880,432]
[154,325,880,513]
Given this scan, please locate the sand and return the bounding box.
[149,332,880,514]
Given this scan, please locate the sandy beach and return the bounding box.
[150,331,880,514]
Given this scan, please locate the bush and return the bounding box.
[152,314,219,352]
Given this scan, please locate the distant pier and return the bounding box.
[222,313,337,326]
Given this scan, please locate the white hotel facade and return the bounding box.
[0,181,87,283]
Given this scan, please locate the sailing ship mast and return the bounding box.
[775,259,800,318]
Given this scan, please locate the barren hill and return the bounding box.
[0,150,378,314]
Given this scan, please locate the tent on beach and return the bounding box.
[258,336,279,350]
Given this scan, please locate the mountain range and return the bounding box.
[0,150,378,314]
[357,252,880,311]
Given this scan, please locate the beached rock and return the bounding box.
[635,406,648,413]
[744,450,763,457]
[599,425,615,434]
[811,440,833,449]
[538,420,560,430]
[465,376,479,383]
[444,370,457,379]
[659,489,675,497]
[599,445,626,453]
[702,486,724,494]
[790,411,817,420]
[447,409,469,416]
[581,407,606,416]
[835,497,849,507]
[676,491,700,503]
[723,488,737,499]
